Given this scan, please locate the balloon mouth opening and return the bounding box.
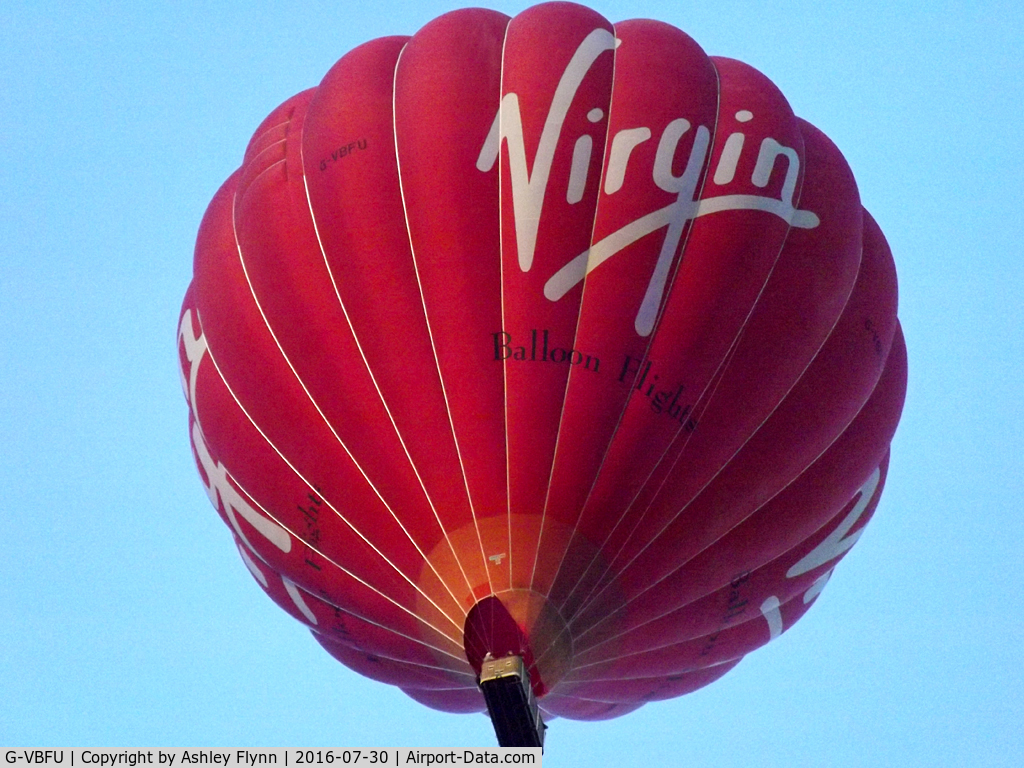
[463,592,572,697]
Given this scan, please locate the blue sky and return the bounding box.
[2,0,1022,765]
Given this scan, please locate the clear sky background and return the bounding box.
[2,0,1021,765]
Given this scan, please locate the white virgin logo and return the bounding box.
[179,309,292,555]
[759,466,881,640]
[476,29,820,337]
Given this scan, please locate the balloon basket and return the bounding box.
[478,654,546,749]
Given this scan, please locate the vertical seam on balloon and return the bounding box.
[297,81,480,619]
[229,178,469,632]
[498,14,514,596]
[192,324,466,646]
[391,39,495,605]
[549,49,725,626]
[527,21,617,598]
[535,23,629,605]
[495,15,513,599]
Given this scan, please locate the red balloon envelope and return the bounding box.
[178,2,906,728]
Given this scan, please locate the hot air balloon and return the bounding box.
[178,1,906,747]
